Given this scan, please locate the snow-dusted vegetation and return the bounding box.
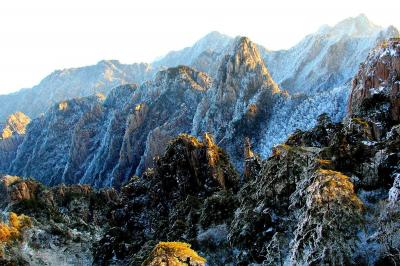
[259,86,349,157]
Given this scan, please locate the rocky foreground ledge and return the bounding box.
[0,173,119,265]
[0,115,399,265]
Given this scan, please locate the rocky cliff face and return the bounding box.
[60,85,137,187]
[10,95,105,186]
[114,66,211,182]
[349,38,400,137]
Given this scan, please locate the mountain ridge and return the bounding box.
[0,14,397,122]
[262,14,399,93]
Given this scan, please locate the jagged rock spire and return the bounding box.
[192,36,280,143]
[244,137,254,160]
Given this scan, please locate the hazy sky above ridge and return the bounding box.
[0,0,399,94]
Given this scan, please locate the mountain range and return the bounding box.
[0,14,398,188]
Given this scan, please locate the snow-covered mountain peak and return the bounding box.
[152,31,232,69]
[97,59,121,66]
[262,14,398,94]
[195,31,231,48]
[323,13,382,38]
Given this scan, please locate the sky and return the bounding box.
[0,0,399,95]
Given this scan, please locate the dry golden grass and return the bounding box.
[272,144,291,156]
[315,169,363,210]
[351,117,369,128]
[142,241,206,266]
[0,212,31,243]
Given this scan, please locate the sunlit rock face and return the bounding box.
[0,112,30,172]
[142,242,207,266]
[0,112,30,140]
